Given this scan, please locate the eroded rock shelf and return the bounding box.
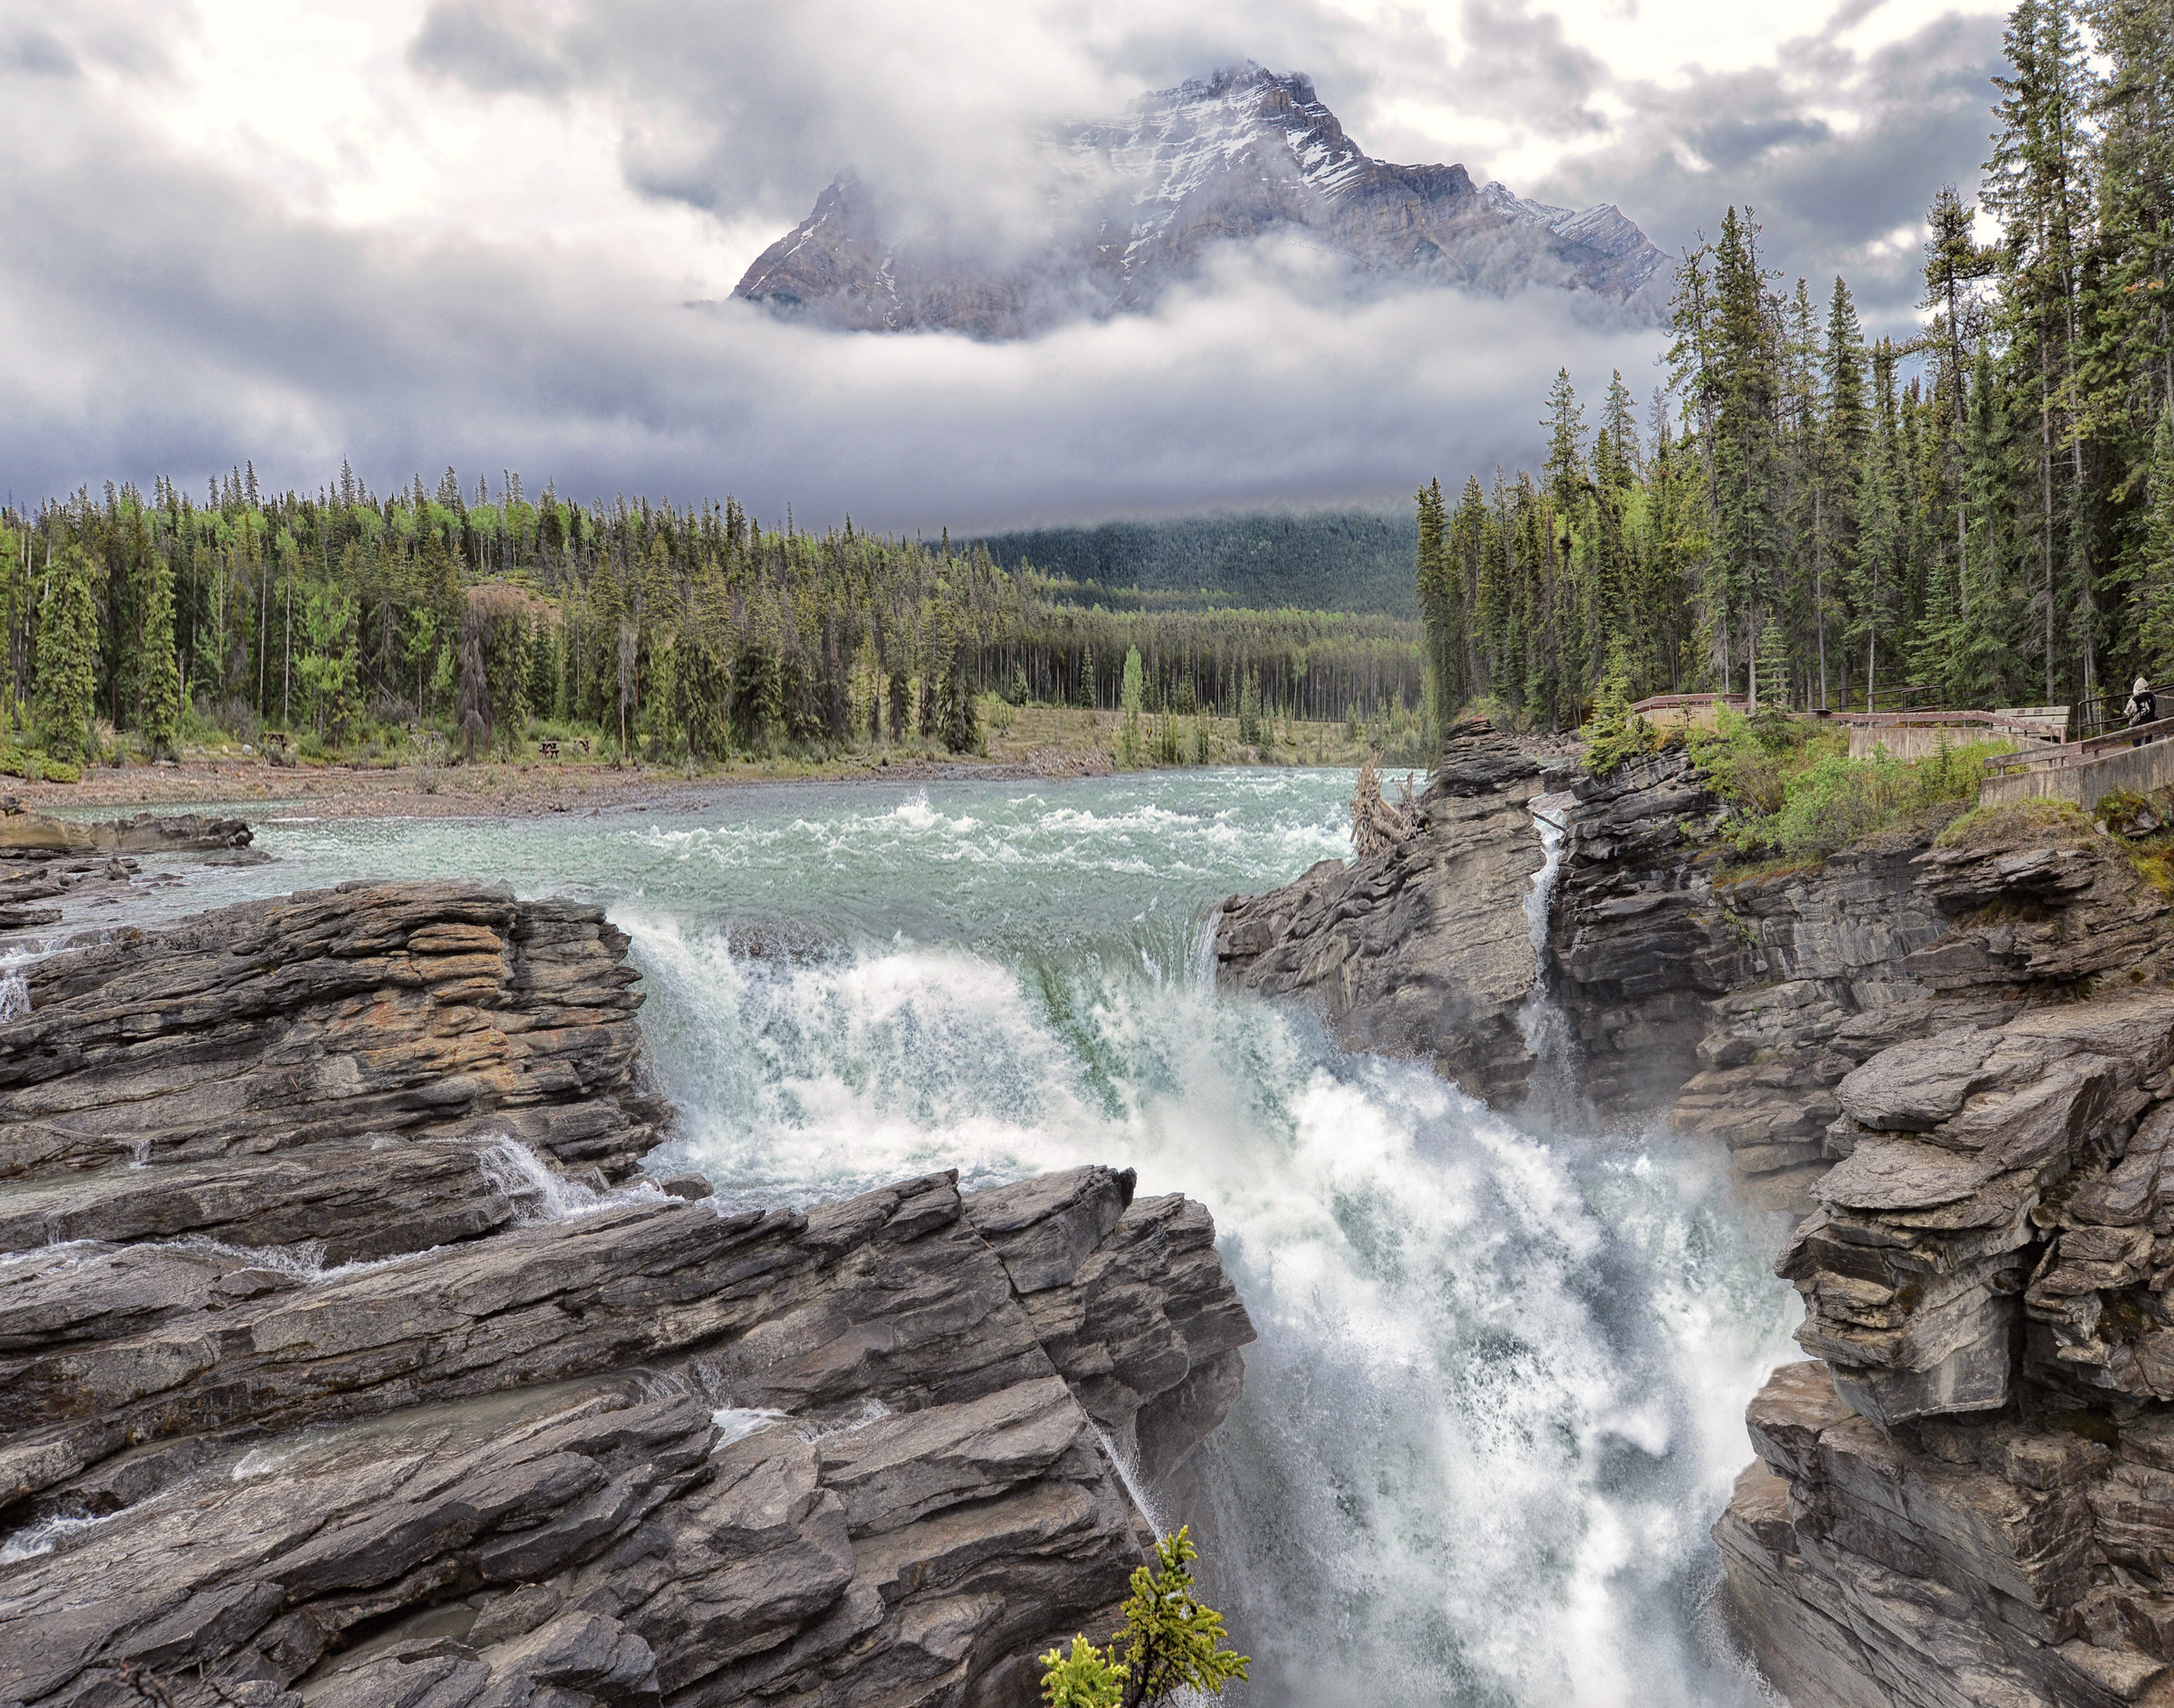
[0,879,1255,1708]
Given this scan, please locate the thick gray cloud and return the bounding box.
[407,5,567,96]
[1445,0,1614,139]
[1524,10,2010,328]
[0,0,2009,531]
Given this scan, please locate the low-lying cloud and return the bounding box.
[1,0,2009,531]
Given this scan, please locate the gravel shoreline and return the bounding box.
[4,747,1136,821]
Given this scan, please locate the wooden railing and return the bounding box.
[1983,724,2174,778]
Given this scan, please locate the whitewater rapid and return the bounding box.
[182,772,1798,1706]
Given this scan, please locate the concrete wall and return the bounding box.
[1636,704,1739,735]
[1978,735,2174,808]
[1995,705,2070,739]
[1848,721,2052,762]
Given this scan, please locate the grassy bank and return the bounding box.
[1592,706,2006,875]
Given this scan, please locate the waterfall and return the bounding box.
[219,772,1796,1706]
[1518,792,1580,1112]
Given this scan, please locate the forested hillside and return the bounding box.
[973,511,1421,618]
[0,471,1425,775]
[1417,0,2173,732]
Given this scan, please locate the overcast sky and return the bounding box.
[0,0,2009,533]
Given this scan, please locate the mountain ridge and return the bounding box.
[733,65,1670,338]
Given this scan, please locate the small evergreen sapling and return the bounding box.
[1039,1636,1125,1708]
[1036,1527,1248,1708]
[1580,640,1659,777]
[1119,646,1144,766]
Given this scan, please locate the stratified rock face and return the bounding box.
[1215,717,1550,1103]
[733,67,1669,338]
[1704,813,2174,1703]
[0,879,659,1185]
[0,881,1255,1708]
[1716,1358,2174,1708]
[1785,993,2174,1427]
[1217,727,2174,1702]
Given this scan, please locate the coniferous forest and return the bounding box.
[0,466,1428,778]
[1417,0,2174,731]
[972,511,1423,619]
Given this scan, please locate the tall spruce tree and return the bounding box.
[36,547,99,763]
[140,557,180,759]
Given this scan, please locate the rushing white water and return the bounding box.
[0,1511,105,1565]
[477,1136,619,1218]
[190,772,1798,1705]
[1517,793,1578,1113]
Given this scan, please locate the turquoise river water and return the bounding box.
[68,770,1799,1706]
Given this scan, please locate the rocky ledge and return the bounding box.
[0,879,1255,1708]
[0,812,256,935]
[1216,719,1550,1102]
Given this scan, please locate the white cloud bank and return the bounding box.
[0,0,2006,532]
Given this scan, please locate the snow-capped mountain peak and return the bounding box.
[734,65,1668,338]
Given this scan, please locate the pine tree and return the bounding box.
[1921,186,1997,640]
[1236,667,1263,749]
[1756,613,1792,711]
[36,547,99,763]
[2137,411,2174,661]
[1414,479,1460,719]
[1036,1528,1246,1708]
[1852,342,1909,708]
[1986,0,2101,700]
[1709,207,1784,699]
[939,629,980,754]
[1119,645,1145,766]
[140,557,180,759]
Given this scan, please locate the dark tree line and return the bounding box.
[1419,0,2174,728]
[0,463,1426,766]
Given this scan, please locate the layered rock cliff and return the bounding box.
[1217,721,2174,1703]
[734,66,1669,338]
[1216,719,1548,1102]
[0,880,1255,1708]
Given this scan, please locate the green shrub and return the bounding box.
[1692,715,2006,864]
[1762,753,1914,859]
[1036,1527,1246,1708]
[1687,708,1842,819]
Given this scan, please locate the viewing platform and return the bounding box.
[1980,726,2174,807]
[1828,707,2068,762]
[1629,693,1747,733]
[1625,695,2073,761]
[1625,685,2174,811]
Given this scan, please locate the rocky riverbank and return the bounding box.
[1217,717,2174,1705]
[0,878,1255,1708]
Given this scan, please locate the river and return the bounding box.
[81,769,1798,1706]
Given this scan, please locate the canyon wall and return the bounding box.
[1217,719,2174,1704]
[0,881,1255,1708]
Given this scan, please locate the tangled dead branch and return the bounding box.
[1350,758,1419,859]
